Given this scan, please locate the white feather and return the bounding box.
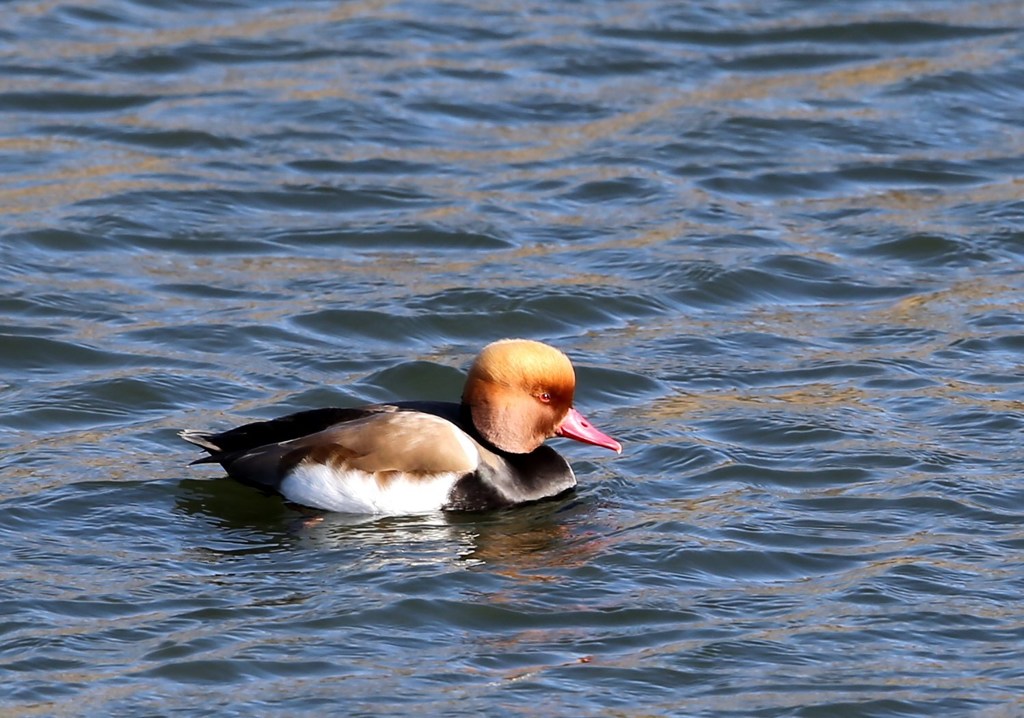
[280,464,461,514]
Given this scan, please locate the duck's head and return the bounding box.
[461,338,622,455]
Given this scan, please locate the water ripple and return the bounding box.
[3,0,1024,715]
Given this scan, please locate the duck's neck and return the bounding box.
[458,401,532,457]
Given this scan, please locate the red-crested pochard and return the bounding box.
[180,339,621,514]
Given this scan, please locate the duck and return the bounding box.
[180,339,621,514]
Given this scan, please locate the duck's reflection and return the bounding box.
[175,476,604,573]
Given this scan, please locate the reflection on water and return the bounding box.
[177,475,601,576]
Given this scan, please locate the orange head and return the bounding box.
[462,339,621,455]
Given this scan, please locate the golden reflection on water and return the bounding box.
[5,0,1018,240]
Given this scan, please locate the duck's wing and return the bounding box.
[184,408,480,495]
[180,406,389,463]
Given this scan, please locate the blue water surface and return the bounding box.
[2,0,1024,715]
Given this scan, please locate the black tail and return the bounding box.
[178,429,225,464]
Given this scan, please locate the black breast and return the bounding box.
[444,444,577,512]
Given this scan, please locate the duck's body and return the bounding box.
[181,340,621,514]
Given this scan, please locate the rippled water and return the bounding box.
[3,0,1024,715]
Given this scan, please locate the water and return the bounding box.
[3,0,1024,715]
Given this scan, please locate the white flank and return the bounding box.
[280,464,460,515]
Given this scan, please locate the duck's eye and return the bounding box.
[538,392,552,403]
